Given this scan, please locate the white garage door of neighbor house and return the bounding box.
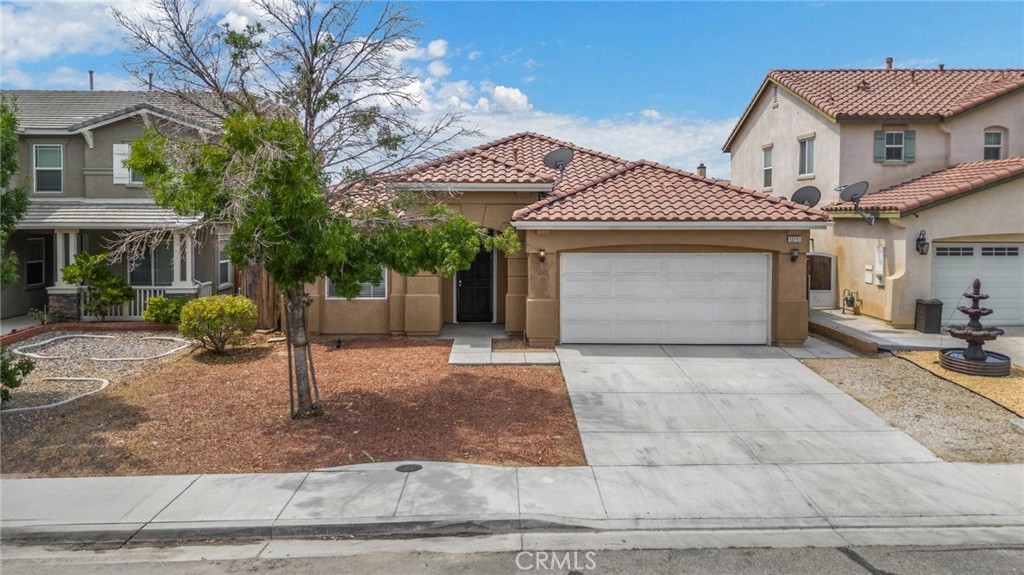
[560,253,771,345]
[932,243,1024,326]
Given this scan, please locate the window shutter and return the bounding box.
[904,130,916,163]
[873,131,885,163]
[112,144,130,184]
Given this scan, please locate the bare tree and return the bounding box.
[112,0,512,418]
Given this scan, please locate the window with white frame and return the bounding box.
[762,146,773,188]
[326,267,387,299]
[130,242,174,286]
[25,237,45,287]
[113,143,145,185]
[798,137,814,176]
[34,144,63,193]
[885,131,904,161]
[984,131,1004,160]
[218,241,232,287]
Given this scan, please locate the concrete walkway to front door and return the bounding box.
[440,323,559,365]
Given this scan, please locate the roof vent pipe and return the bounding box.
[938,63,945,71]
[88,70,94,90]
[697,163,707,178]
[885,57,893,69]
[148,72,153,91]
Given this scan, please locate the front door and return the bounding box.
[808,253,836,309]
[457,247,492,322]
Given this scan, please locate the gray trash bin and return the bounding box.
[915,299,943,334]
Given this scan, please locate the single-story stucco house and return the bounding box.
[306,132,831,346]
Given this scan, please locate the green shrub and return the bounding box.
[61,252,135,321]
[143,296,187,324]
[179,295,257,354]
[1,346,34,406]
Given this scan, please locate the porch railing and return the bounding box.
[81,281,214,321]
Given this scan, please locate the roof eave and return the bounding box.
[511,220,832,231]
[723,77,838,153]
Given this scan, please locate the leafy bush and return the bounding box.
[178,295,257,354]
[1,346,34,406]
[142,295,187,324]
[61,252,135,321]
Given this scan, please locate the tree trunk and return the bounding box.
[285,288,321,418]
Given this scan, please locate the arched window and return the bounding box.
[984,126,1008,160]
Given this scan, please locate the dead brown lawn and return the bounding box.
[0,337,586,477]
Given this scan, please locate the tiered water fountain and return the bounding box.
[940,278,1011,377]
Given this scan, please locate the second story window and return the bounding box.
[984,131,1004,160]
[113,143,145,185]
[34,144,63,193]
[762,146,773,188]
[874,129,916,164]
[798,137,814,176]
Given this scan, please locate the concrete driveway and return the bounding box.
[557,344,939,467]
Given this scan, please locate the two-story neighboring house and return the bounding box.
[724,64,1024,328]
[0,91,230,321]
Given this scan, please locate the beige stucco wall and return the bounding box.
[312,190,536,336]
[728,86,842,204]
[837,122,950,195]
[20,135,85,199]
[945,93,1024,164]
[86,118,151,200]
[520,228,812,346]
[825,178,1024,327]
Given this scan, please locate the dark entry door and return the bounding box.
[457,248,492,322]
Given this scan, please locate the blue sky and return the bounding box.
[2,1,1022,177]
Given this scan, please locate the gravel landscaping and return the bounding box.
[804,353,1024,463]
[1,335,585,477]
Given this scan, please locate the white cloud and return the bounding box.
[0,2,122,67]
[467,50,482,61]
[427,60,451,78]
[219,10,250,31]
[490,85,531,112]
[641,108,662,120]
[426,39,448,59]
[524,58,536,69]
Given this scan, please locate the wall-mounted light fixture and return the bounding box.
[790,248,800,262]
[538,249,546,263]
[915,230,930,255]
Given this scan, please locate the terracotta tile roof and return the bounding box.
[513,161,830,224]
[825,157,1024,214]
[770,68,1024,120]
[393,132,628,188]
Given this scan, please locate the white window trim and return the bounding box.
[33,144,63,194]
[762,146,773,190]
[25,237,45,287]
[884,130,905,162]
[983,130,1004,160]
[217,240,233,289]
[798,137,815,177]
[325,268,388,300]
[130,243,175,287]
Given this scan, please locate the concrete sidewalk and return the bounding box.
[2,460,1022,547]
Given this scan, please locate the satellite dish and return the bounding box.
[543,148,574,170]
[791,185,821,208]
[839,181,869,202]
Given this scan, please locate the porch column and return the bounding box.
[185,234,194,285]
[48,228,82,321]
[52,229,80,288]
[165,231,195,296]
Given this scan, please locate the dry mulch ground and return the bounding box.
[1,336,585,477]
[492,335,555,353]
[805,354,1024,463]
[895,350,1024,416]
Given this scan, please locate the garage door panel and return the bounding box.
[932,243,1023,326]
[614,257,666,273]
[562,275,613,297]
[562,256,612,273]
[560,253,770,344]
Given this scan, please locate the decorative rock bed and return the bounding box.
[1,331,192,412]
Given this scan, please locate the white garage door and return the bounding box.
[932,243,1023,326]
[560,253,771,344]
